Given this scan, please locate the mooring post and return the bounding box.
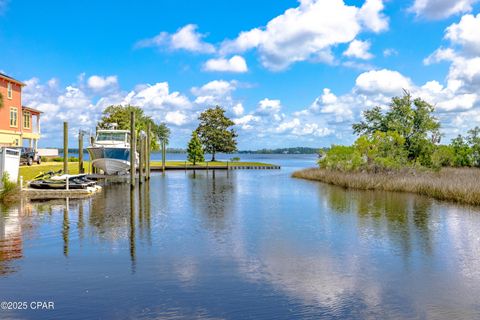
[139,136,144,184]
[143,135,147,179]
[90,135,96,174]
[78,130,84,174]
[63,122,69,174]
[130,112,136,188]
[162,140,166,172]
[146,123,151,180]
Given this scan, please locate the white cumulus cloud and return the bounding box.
[220,0,388,71]
[87,75,118,92]
[135,24,215,54]
[355,69,412,95]
[203,55,248,73]
[343,40,374,60]
[445,13,480,55]
[409,0,478,20]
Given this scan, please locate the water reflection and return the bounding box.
[0,204,23,275]
[187,171,235,239]
[1,164,480,319]
[321,184,435,258]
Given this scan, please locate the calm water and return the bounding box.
[1,155,480,319]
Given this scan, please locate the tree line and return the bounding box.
[320,91,480,172]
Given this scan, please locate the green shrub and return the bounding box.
[0,172,18,202]
[354,131,408,171]
[52,156,79,162]
[319,145,364,172]
[231,157,240,161]
[431,145,455,168]
[451,135,472,167]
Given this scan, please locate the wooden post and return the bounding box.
[146,123,151,180]
[139,136,144,184]
[78,130,84,174]
[130,112,136,188]
[63,122,68,174]
[90,135,96,174]
[162,140,166,172]
[143,135,148,181]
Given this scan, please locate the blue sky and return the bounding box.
[1,0,480,149]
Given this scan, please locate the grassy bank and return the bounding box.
[292,167,480,206]
[19,162,85,182]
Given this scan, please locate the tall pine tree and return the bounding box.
[187,131,205,165]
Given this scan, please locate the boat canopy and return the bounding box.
[96,130,130,142]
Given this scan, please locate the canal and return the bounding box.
[1,155,480,319]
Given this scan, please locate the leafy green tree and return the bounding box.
[98,105,170,151]
[196,106,237,161]
[319,145,364,172]
[353,91,440,163]
[187,131,204,165]
[154,123,171,145]
[431,145,455,169]
[467,126,480,167]
[354,131,408,171]
[450,135,472,167]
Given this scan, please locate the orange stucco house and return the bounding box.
[0,73,42,148]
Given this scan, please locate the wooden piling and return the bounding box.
[143,132,148,180]
[146,123,151,180]
[130,112,136,188]
[162,140,166,172]
[139,136,144,184]
[63,122,68,174]
[78,130,84,174]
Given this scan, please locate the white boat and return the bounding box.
[87,129,137,175]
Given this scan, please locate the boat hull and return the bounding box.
[87,147,133,175]
[91,158,130,175]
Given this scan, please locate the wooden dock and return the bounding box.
[150,165,281,171]
[21,185,102,199]
[82,164,281,181]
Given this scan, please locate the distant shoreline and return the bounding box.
[45,147,323,155]
[292,167,480,206]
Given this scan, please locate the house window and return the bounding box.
[23,111,31,129]
[7,83,12,99]
[10,107,18,127]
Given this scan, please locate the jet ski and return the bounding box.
[29,170,97,190]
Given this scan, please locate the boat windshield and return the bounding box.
[97,132,127,142]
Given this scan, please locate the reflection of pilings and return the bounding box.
[138,185,144,237]
[129,189,136,273]
[145,182,152,246]
[78,200,85,241]
[63,198,70,257]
